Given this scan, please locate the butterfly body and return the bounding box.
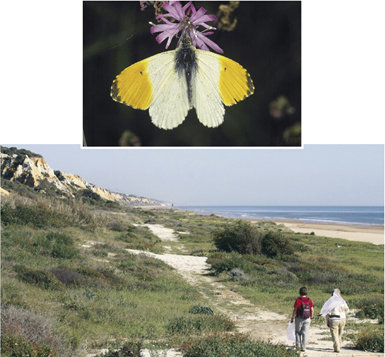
[111,39,254,129]
[175,39,197,105]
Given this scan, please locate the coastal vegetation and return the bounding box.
[1,180,383,355]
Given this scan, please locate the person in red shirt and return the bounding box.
[290,286,314,351]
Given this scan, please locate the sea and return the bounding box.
[176,206,384,226]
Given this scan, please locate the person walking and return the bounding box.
[290,286,314,352]
[321,288,349,353]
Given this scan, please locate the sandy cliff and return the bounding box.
[0,148,169,207]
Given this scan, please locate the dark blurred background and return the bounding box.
[83,1,301,146]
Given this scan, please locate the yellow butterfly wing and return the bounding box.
[110,55,159,110]
[217,55,254,106]
[193,50,254,127]
[111,51,190,130]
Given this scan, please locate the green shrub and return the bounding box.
[98,269,124,286]
[1,203,54,228]
[50,267,86,286]
[1,146,42,158]
[189,305,214,314]
[183,334,298,357]
[52,242,78,260]
[208,253,246,274]
[97,341,142,356]
[1,333,56,357]
[106,221,132,232]
[14,265,63,290]
[355,327,384,352]
[117,225,161,252]
[167,314,234,335]
[206,251,228,267]
[190,249,206,256]
[262,231,294,258]
[54,170,65,181]
[287,258,347,286]
[354,295,384,320]
[62,296,87,312]
[74,267,122,288]
[33,232,78,259]
[213,221,263,255]
[77,266,107,280]
[213,221,295,259]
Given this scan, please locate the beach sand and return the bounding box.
[272,220,384,245]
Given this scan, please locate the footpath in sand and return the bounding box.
[126,224,383,357]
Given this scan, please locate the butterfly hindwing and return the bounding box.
[193,50,225,128]
[147,52,190,130]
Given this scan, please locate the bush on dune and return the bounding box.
[213,221,295,258]
[354,295,384,321]
[1,305,72,356]
[33,232,78,259]
[14,265,63,290]
[262,231,294,258]
[213,221,263,255]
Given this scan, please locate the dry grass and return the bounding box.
[1,192,107,229]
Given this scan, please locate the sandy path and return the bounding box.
[274,221,384,245]
[141,224,179,241]
[126,224,383,357]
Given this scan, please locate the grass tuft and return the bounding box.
[182,333,298,357]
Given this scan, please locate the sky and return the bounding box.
[6,145,384,206]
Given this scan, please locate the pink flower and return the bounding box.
[139,1,148,11]
[150,1,223,53]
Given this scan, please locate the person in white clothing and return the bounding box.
[320,288,349,353]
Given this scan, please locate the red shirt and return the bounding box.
[294,297,313,317]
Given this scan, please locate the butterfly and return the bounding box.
[111,37,254,130]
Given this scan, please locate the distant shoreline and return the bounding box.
[142,206,384,245]
[175,205,384,227]
[166,207,385,245]
[260,219,383,245]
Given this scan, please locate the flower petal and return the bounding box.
[150,1,222,53]
[189,6,207,23]
[196,32,223,53]
[182,1,193,14]
[193,14,217,26]
[162,1,184,20]
[155,31,170,45]
[155,15,173,24]
[150,23,177,34]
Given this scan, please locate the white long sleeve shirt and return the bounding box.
[328,302,349,319]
